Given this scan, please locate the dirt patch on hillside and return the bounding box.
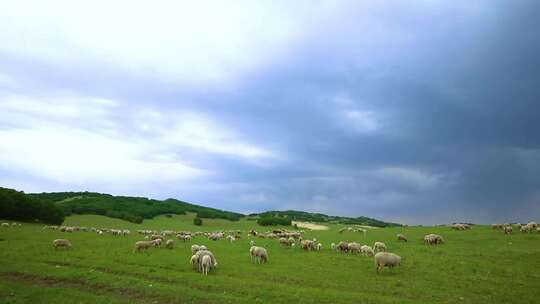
[292,221,329,230]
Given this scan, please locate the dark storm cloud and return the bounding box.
[1,1,539,224]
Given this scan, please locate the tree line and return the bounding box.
[0,187,65,224]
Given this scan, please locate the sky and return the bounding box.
[1,1,539,225]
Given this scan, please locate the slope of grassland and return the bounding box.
[1,215,539,304]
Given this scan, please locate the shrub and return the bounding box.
[194,217,203,226]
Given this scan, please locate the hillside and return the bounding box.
[251,210,400,227]
[27,191,244,223]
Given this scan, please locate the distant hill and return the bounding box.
[27,191,244,224]
[250,210,401,227]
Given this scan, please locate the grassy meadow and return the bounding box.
[1,214,539,304]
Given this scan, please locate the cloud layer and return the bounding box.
[1,1,540,224]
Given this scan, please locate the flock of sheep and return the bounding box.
[6,220,534,276]
[492,221,538,234]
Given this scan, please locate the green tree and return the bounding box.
[193,217,203,226]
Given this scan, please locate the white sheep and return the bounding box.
[316,243,323,251]
[397,234,407,242]
[331,243,336,251]
[250,240,255,246]
[134,240,154,253]
[373,241,387,252]
[250,246,268,264]
[191,244,201,254]
[348,242,361,254]
[52,239,72,250]
[374,252,402,273]
[201,255,213,275]
[361,245,374,257]
[166,239,174,249]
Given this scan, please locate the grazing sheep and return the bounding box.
[2,222,10,227]
[520,225,530,233]
[373,242,387,252]
[527,221,538,229]
[336,241,349,253]
[201,255,213,275]
[250,246,268,264]
[397,234,407,242]
[166,239,174,249]
[536,227,540,234]
[348,242,362,254]
[250,240,255,246]
[424,234,444,245]
[504,226,513,235]
[317,243,323,251]
[152,239,162,247]
[134,241,154,253]
[194,250,218,272]
[361,245,374,257]
[52,239,72,250]
[301,240,316,251]
[151,235,163,241]
[331,243,336,251]
[374,252,402,273]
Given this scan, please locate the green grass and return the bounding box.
[1,215,539,303]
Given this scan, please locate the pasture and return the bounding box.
[1,214,539,304]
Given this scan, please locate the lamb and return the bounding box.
[52,239,72,250]
[200,255,213,275]
[190,254,199,269]
[374,252,402,273]
[250,246,268,264]
[373,242,387,252]
[166,239,174,249]
[361,245,374,257]
[397,234,407,242]
[134,240,154,253]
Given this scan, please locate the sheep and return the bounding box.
[195,250,218,272]
[520,225,530,233]
[201,255,213,275]
[336,241,349,253]
[250,246,268,264]
[316,243,323,251]
[504,226,513,235]
[166,239,174,249]
[301,240,316,251]
[373,242,387,252]
[527,221,538,230]
[536,227,540,234]
[348,242,362,254]
[152,239,163,247]
[52,239,72,250]
[151,235,163,241]
[250,240,255,246]
[397,234,407,242]
[424,234,444,245]
[226,235,236,242]
[191,244,201,254]
[190,254,199,269]
[374,252,402,273]
[361,245,374,257]
[134,240,154,253]
[199,245,208,251]
[331,243,336,251]
[2,222,10,227]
